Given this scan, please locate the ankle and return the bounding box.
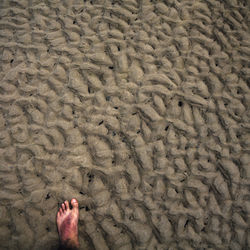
[60,238,79,250]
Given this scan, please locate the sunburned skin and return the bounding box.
[57,199,80,250]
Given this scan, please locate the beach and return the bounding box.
[0,0,249,249]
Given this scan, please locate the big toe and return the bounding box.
[71,198,79,211]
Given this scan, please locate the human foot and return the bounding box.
[57,199,80,249]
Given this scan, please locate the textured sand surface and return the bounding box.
[0,0,250,249]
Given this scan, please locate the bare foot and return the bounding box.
[57,199,80,249]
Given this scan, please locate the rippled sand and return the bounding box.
[0,0,249,249]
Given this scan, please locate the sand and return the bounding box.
[0,0,249,249]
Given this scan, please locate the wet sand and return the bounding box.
[0,0,249,249]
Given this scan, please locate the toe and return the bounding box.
[62,203,65,212]
[57,211,60,218]
[59,208,63,215]
[71,198,79,210]
[64,200,69,210]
